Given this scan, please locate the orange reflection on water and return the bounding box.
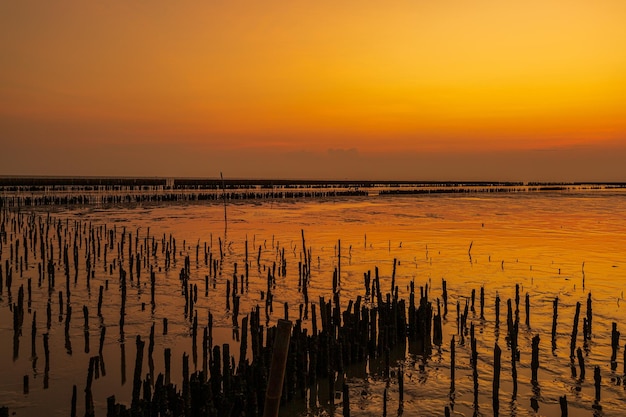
[1,190,626,416]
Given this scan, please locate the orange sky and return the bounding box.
[1,1,625,180]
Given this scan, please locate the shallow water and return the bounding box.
[1,190,626,416]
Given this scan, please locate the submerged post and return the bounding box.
[262,319,293,417]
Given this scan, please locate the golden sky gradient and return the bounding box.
[1,1,625,179]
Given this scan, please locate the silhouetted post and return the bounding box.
[164,348,171,385]
[525,293,530,327]
[576,347,585,379]
[398,367,404,414]
[43,333,50,389]
[570,302,581,359]
[71,385,77,417]
[120,343,126,386]
[594,366,601,402]
[495,294,500,327]
[611,322,620,367]
[183,353,190,415]
[531,335,540,382]
[31,312,37,358]
[96,286,104,317]
[337,239,341,288]
[552,297,558,351]
[150,271,156,310]
[99,326,106,356]
[586,292,592,340]
[263,319,292,417]
[493,343,501,416]
[480,286,485,320]
[623,345,626,375]
[131,336,145,410]
[342,381,350,417]
[202,327,208,380]
[383,387,387,417]
[450,336,455,393]
[560,395,568,417]
[442,279,448,318]
[471,323,478,408]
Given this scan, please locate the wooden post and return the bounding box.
[342,381,350,417]
[594,366,601,402]
[551,297,558,351]
[479,286,485,320]
[442,279,448,319]
[493,343,501,416]
[263,319,292,417]
[383,387,387,417]
[495,293,500,327]
[623,345,626,375]
[97,286,103,317]
[576,347,585,380]
[71,385,77,417]
[43,333,50,389]
[337,239,341,288]
[531,335,540,382]
[586,292,592,340]
[131,335,145,409]
[470,323,478,406]
[611,322,620,366]
[398,367,404,414]
[164,348,171,385]
[570,302,581,359]
[450,336,455,393]
[559,395,568,417]
[525,293,530,327]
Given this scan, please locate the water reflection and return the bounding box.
[1,191,626,416]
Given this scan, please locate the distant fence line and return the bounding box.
[0,178,625,208]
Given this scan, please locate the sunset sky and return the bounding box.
[1,1,625,180]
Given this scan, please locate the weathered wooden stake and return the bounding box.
[131,336,144,409]
[383,387,388,417]
[495,294,500,327]
[611,322,620,366]
[551,297,558,351]
[450,336,455,393]
[342,381,350,417]
[531,335,540,382]
[576,347,585,380]
[480,286,485,320]
[398,367,404,413]
[442,279,448,318]
[71,385,77,417]
[164,347,171,385]
[525,293,530,327]
[263,319,293,417]
[559,395,568,417]
[493,343,501,416]
[594,366,601,402]
[586,292,592,340]
[570,302,581,359]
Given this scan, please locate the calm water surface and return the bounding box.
[1,191,626,416]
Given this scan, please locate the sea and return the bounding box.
[0,181,625,416]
